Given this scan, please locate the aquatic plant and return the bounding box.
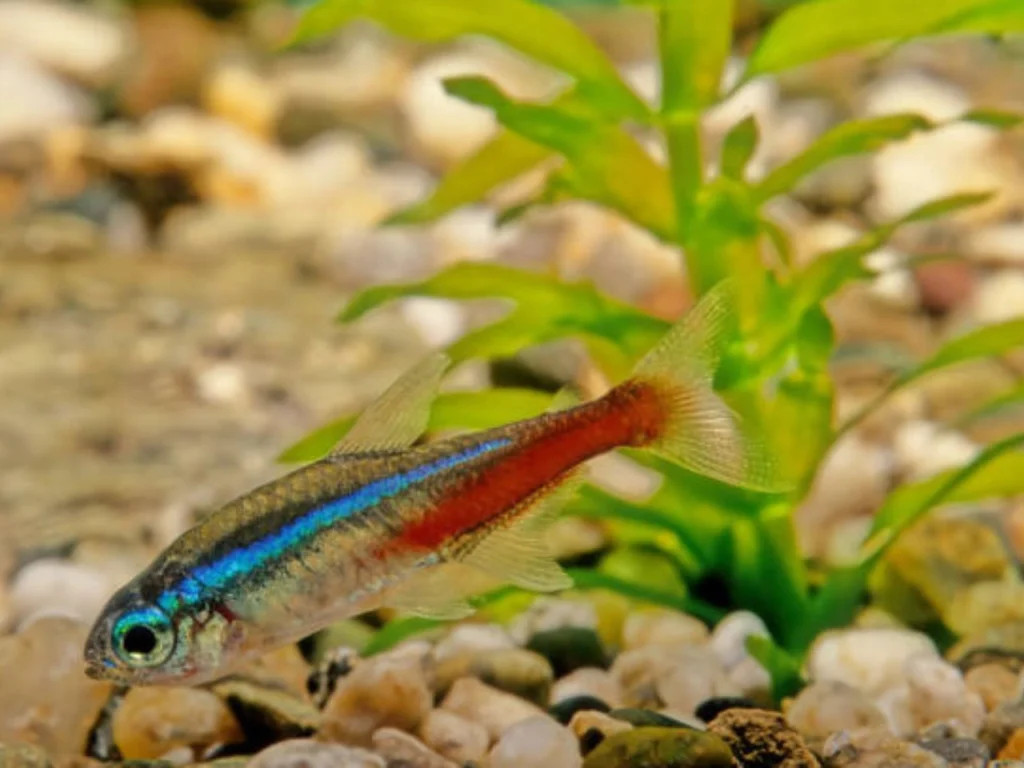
[283,0,1024,696]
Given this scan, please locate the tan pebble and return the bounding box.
[112,686,243,760]
[1001,728,1024,760]
[966,664,1021,711]
[784,680,887,746]
[419,709,490,764]
[237,644,312,699]
[372,727,458,768]
[551,667,623,707]
[0,616,112,756]
[622,608,709,650]
[321,654,432,746]
[440,678,546,741]
[568,710,632,741]
[248,738,384,768]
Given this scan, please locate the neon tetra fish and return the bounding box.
[83,284,778,686]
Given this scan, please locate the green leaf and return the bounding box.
[961,108,1024,130]
[659,0,733,111]
[599,546,688,599]
[386,131,552,225]
[292,0,648,120]
[721,116,760,179]
[444,77,675,239]
[755,114,932,202]
[746,635,806,701]
[797,433,1024,651]
[746,0,1014,78]
[566,567,725,624]
[278,387,553,463]
[339,262,669,377]
[839,316,1024,437]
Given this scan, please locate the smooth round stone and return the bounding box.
[488,715,582,768]
[418,709,489,765]
[429,647,553,706]
[785,680,887,744]
[919,737,990,768]
[113,687,244,760]
[622,609,709,650]
[581,726,733,768]
[248,739,384,768]
[806,628,938,695]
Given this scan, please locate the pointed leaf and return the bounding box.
[660,0,733,110]
[755,114,932,202]
[386,131,552,225]
[747,0,1012,78]
[292,0,647,119]
[566,568,724,624]
[746,635,805,701]
[798,433,1024,651]
[721,116,760,179]
[840,317,1024,436]
[338,262,670,371]
[445,76,675,238]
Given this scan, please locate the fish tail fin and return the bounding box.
[612,281,781,492]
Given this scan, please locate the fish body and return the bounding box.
[84,284,778,686]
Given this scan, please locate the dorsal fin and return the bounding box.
[330,352,450,456]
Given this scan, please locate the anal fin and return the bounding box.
[457,473,581,593]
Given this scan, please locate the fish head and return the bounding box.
[84,575,246,686]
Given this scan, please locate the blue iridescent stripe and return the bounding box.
[156,438,510,612]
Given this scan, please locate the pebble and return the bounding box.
[569,709,632,748]
[488,715,582,768]
[431,623,516,663]
[429,647,553,706]
[964,663,1020,711]
[320,653,433,746]
[980,702,1024,755]
[694,696,760,724]
[526,627,608,677]
[210,678,321,748]
[710,611,770,669]
[707,708,819,768]
[785,681,887,745]
[549,695,612,725]
[824,726,948,768]
[0,616,111,756]
[973,272,1024,324]
[621,609,709,650]
[371,727,458,768]
[0,0,126,86]
[417,709,489,764]
[440,678,547,741]
[919,737,990,768]
[611,644,736,713]
[0,52,93,147]
[581,726,734,768]
[806,628,938,695]
[905,654,985,736]
[247,739,385,768]
[551,667,624,707]
[508,598,600,645]
[1002,729,1024,760]
[0,744,51,768]
[112,687,244,760]
[893,421,980,481]
[9,557,114,627]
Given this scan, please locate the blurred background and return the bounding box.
[1,0,1024,694]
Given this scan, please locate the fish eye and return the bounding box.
[112,607,175,667]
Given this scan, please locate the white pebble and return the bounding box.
[710,611,770,669]
[488,716,581,768]
[10,558,112,628]
[807,628,938,695]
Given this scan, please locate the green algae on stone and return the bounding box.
[582,727,733,768]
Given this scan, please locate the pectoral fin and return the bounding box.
[331,352,450,456]
[380,562,500,620]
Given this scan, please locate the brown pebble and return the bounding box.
[441,678,547,741]
[418,709,490,764]
[1000,728,1024,760]
[708,708,820,768]
[966,664,1021,711]
[372,727,458,768]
